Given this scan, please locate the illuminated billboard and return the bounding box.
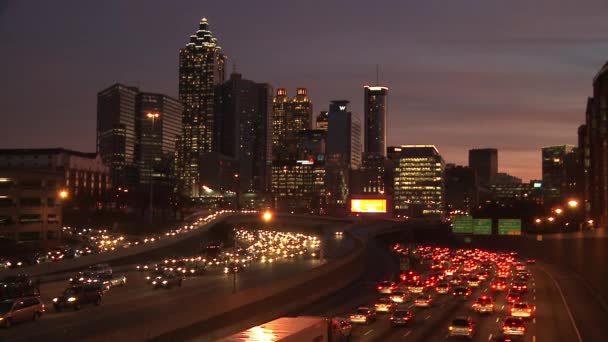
[350,199,387,213]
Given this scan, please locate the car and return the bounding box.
[448,316,475,339]
[467,276,481,288]
[0,297,45,328]
[506,291,522,304]
[453,286,472,299]
[349,307,376,324]
[332,317,352,339]
[135,263,157,272]
[435,282,450,294]
[151,273,183,289]
[408,281,426,294]
[511,280,528,293]
[514,263,527,271]
[69,271,97,285]
[145,269,165,283]
[472,295,495,314]
[490,280,508,292]
[448,276,463,286]
[414,294,433,308]
[374,297,394,313]
[98,274,127,288]
[515,270,531,280]
[497,269,511,279]
[183,263,206,277]
[389,291,409,304]
[476,271,489,281]
[52,285,102,311]
[390,309,414,326]
[377,281,398,294]
[88,263,112,277]
[502,316,526,336]
[510,302,535,318]
[223,262,245,274]
[526,259,536,265]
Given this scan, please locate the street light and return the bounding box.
[262,211,273,222]
[547,216,555,222]
[146,112,160,222]
[59,190,69,200]
[534,218,542,224]
[554,208,563,215]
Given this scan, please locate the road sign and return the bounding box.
[473,219,492,235]
[452,216,473,233]
[498,219,522,235]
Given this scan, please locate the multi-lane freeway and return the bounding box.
[294,224,604,342]
[0,219,355,341]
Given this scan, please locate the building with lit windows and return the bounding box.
[97,83,139,189]
[270,159,325,213]
[316,111,329,131]
[490,181,542,204]
[444,164,477,216]
[272,88,313,161]
[177,18,227,198]
[388,145,445,218]
[272,88,290,159]
[352,153,393,196]
[364,85,388,157]
[0,169,65,246]
[215,72,272,193]
[0,149,111,210]
[542,145,576,206]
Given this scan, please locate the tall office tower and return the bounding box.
[316,111,329,130]
[542,145,577,206]
[388,145,445,219]
[288,88,313,135]
[177,18,227,198]
[327,100,362,169]
[468,148,498,185]
[444,164,477,215]
[97,83,139,189]
[364,85,388,156]
[135,93,182,188]
[215,72,272,193]
[271,88,289,159]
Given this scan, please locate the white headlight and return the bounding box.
[53,298,58,302]
[162,280,168,284]
[67,297,77,302]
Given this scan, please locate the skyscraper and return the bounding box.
[97,83,139,189]
[327,100,362,169]
[215,72,272,193]
[271,88,289,159]
[316,111,329,131]
[542,145,576,206]
[468,148,498,185]
[364,85,388,157]
[135,93,182,187]
[388,145,445,218]
[177,18,227,198]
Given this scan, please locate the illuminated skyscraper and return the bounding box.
[542,145,576,206]
[289,88,313,135]
[272,88,289,159]
[388,145,445,218]
[316,111,329,131]
[177,18,227,198]
[364,85,388,157]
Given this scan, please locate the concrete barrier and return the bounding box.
[83,227,366,341]
[0,212,235,278]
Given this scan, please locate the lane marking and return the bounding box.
[403,330,412,337]
[496,317,500,323]
[364,329,374,336]
[533,336,536,342]
[488,333,493,340]
[533,295,536,301]
[425,315,431,320]
[538,265,583,342]
[533,318,536,324]
[501,305,504,310]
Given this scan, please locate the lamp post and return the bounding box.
[233,173,240,211]
[58,190,68,243]
[146,112,160,222]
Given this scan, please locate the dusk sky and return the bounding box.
[2,0,608,181]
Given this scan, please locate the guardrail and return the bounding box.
[0,212,235,278]
[85,225,366,341]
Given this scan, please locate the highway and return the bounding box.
[0,220,354,341]
[294,225,591,342]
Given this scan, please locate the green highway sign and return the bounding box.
[452,216,473,233]
[473,219,492,235]
[498,219,522,235]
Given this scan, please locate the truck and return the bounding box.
[219,316,352,342]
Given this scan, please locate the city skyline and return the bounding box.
[3,1,608,181]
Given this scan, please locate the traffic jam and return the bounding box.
[0,226,321,329]
[348,244,538,341]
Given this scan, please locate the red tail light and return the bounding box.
[377,286,383,290]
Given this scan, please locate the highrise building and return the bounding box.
[135,93,182,189]
[288,88,313,136]
[97,83,139,189]
[271,88,290,159]
[316,111,329,131]
[327,100,362,169]
[542,145,577,206]
[177,18,227,198]
[364,85,388,157]
[468,148,498,185]
[388,145,445,218]
[215,72,272,193]
[444,164,477,215]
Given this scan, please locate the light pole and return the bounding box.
[233,173,240,211]
[146,112,160,222]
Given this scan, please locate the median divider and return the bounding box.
[0,212,235,279]
[85,229,366,341]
